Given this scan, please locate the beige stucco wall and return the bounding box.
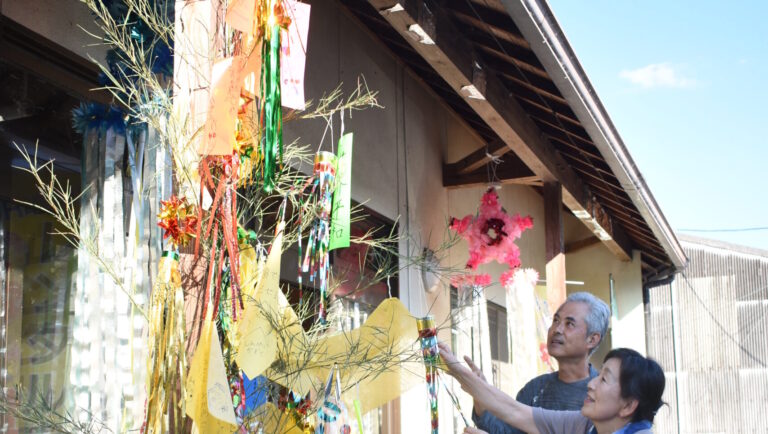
[566,241,646,364]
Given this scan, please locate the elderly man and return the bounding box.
[467,292,611,434]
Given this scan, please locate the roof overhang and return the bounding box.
[500,0,686,270]
[338,0,687,279]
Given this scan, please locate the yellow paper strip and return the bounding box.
[185,311,238,432]
[236,224,283,378]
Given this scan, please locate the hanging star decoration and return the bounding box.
[157,195,198,248]
[450,188,533,273]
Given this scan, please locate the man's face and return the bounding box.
[547,301,595,360]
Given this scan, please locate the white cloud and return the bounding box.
[619,63,695,89]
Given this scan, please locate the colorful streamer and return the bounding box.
[417,316,440,434]
[301,151,337,322]
[276,386,313,431]
[144,197,197,432]
[196,156,244,322]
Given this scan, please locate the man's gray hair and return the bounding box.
[563,292,611,355]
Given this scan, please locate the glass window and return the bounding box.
[1,58,83,432]
[487,301,510,363]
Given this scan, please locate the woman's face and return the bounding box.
[581,358,632,422]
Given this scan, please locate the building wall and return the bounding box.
[566,241,645,363]
[277,1,652,428]
[647,237,768,434]
[1,0,107,62]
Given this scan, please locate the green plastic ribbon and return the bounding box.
[261,23,283,193]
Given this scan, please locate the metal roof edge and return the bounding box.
[499,0,687,270]
[678,234,768,259]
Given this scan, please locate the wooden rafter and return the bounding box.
[443,149,540,189]
[366,0,633,261]
[444,139,509,175]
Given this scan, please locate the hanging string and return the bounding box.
[317,111,334,153]
[485,140,504,188]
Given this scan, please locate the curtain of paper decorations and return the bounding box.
[72,124,171,430]
[450,274,494,383]
[502,268,541,392]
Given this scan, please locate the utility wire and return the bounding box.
[678,272,766,367]
[678,226,768,233]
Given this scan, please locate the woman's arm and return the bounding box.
[438,342,540,434]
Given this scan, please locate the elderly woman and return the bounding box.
[439,343,664,434]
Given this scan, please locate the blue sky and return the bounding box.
[548,0,768,251]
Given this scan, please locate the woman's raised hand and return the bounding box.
[437,341,468,376]
[463,355,487,383]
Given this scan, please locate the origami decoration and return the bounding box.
[450,188,533,271]
[157,195,198,248]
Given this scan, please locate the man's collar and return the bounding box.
[588,363,599,377]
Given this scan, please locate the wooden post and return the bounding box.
[545,182,566,314]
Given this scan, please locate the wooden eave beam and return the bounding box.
[444,139,509,175]
[443,149,539,189]
[368,0,633,261]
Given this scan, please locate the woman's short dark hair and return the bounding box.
[604,348,665,423]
